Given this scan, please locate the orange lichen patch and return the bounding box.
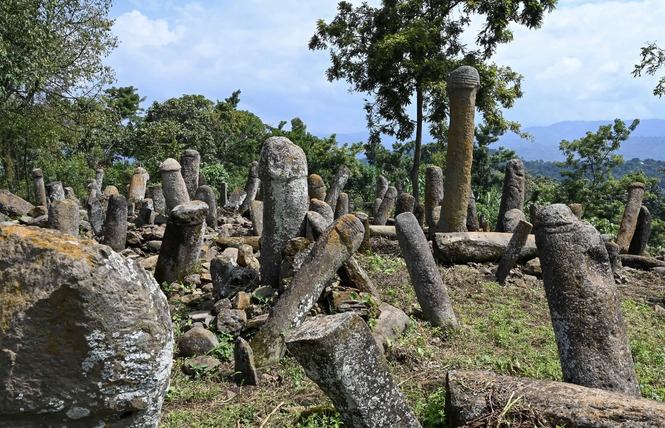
[0,225,95,267]
[0,280,31,334]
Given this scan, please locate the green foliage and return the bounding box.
[420,387,447,427]
[206,332,234,362]
[103,160,134,192]
[297,410,345,428]
[633,41,665,97]
[200,163,229,195]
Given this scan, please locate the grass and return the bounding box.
[159,250,665,427]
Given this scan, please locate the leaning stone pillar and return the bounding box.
[251,214,363,367]
[425,166,444,230]
[495,220,532,284]
[102,194,128,252]
[373,186,397,225]
[259,137,309,288]
[159,158,190,213]
[32,168,47,207]
[396,212,458,328]
[194,185,217,229]
[239,161,260,214]
[324,165,350,210]
[534,204,640,396]
[180,149,201,200]
[374,175,389,216]
[496,159,525,232]
[616,182,646,253]
[285,312,421,428]
[154,201,208,285]
[334,192,349,219]
[47,199,79,236]
[628,205,651,255]
[438,66,480,232]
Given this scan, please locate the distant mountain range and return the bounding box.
[330,119,665,162]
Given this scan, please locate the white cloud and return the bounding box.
[113,10,183,48]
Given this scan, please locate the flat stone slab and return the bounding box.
[433,232,537,264]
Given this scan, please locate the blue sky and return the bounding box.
[105,0,664,138]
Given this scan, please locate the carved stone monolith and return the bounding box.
[373,186,397,226]
[496,159,525,232]
[425,166,444,230]
[616,182,646,253]
[308,174,327,201]
[495,219,532,284]
[628,205,651,255]
[32,168,47,207]
[47,199,79,236]
[334,192,349,219]
[101,195,127,252]
[194,185,217,229]
[239,161,260,214]
[180,149,201,200]
[159,158,190,213]
[45,181,65,209]
[324,165,350,210]
[466,190,480,232]
[395,192,415,217]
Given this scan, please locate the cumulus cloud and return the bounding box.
[113,10,183,48]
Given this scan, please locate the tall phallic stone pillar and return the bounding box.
[95,168,104,190]
[373,186,397,225]
[159,158,190,213]
[194,185,217,229]
[32,168,47,207]
[308,174,327,201]
[354,211,371,254]
[239,161,260,214]
[394,192,415,217]
[324,165,351,210]
[425,166,444,230]
[219,182,228,207]
[180,149,201,200]
[47,199,79,236]
[628,205,652,255]
[396,212,458,328]
[466,190,480,232]
[373,175,389,217]
[334,192,349,219]
[86,191,105,236]
[45,181,65,209]
[534,204,640,396]
[496,159,525,232]
[154,201,208,285]
[252,214,364,367]
[148,184,167,215]
[616,182,646,253]
[259,137,309,288]
[437,66,480,232]
[102,194,128,252]
[495,219,533,284]
[128,167,149,208]
[285,312,421,428]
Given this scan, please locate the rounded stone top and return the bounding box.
[96,168,104,173]
[159,158,182,172]
[447,66,480,90]
[249,161,260,178]
[170,200,209,225]
[533,203,579,230]
[32,168,43,178]
[352,211,368,221]
[134,167,148,175]
[383,186,398,200]
[259,137,308,180]
[181,149,200,159]
[103,185,120,197]
[308,174,324,185]
[628,182,646,190]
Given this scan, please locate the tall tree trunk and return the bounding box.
[412,85,423,204]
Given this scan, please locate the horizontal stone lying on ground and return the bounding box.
[433,232,538,263]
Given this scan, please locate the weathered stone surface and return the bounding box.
[396,212,458,328]
[369,225,397,238]
[47,198,79,236]
[375,175,389,202]
[180,149,201,200]
[534,204,640,396]
[496,159,525,232]
[425,166,444,230]
[237,244,259,269]
[617,182,646,253]
[32,168,47,207]
[0,190,35,218]
[86,192,105,236]
[45,181,65,209]
[433,232,537,264]
[353,212,371,253]
[239,161,260,214]
[182,355,220,377]
[154,201,208,285]
[373,186,397,225]
[438,66,479,233]
[324,165,351,210]
[305,211,328,241]
[248,200,263,236]
[252,215,364,367]
[216,236,261,251]
[219,182,228,207]
[159,158,191,213]
[620,254,665,270]
[501,207,526,234]
[568,202,583,219]
[496,220,533,284]
[278,237,314,293]
[309,198,334,226]
[259,137,309,288]
[466,190,480,232]
[101,194,128,252]
[338,256,377,294]
[211,255,260,300]
[128,167,149,205]
[234,337,259,386]
[395,192,415,217]
[194,185,217,229]
[0,225,172,427]
[178,326,218,357]
[606,241,622,274]
[371,303,410,353]
[148,184,167,216]
[215,309,247,335]
[446,370,665,428]
[285,312,421,428]
[308,173,327,200]
[628,205,651,255]
[334,192,349,219]
[135,198,155,228]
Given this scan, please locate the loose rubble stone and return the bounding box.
[285,312,421,428]
[182,355,220,377]
[234,338,259,386]
[178,326,219,357]
[211,255,260,300]
[215,309,247,335]
[0,189,35,217]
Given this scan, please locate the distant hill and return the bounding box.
[493,119,665,161]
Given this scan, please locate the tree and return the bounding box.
[633,42,665,97]
[309,0,556,202]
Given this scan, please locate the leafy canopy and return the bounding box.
[633,42,665,97]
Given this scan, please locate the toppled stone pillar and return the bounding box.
[438,66,480,233]
[534,204,640,396]
[154,201,208,285]
[285,312,421,428]
[466,190,480,231]
[373,186,397,225]
[496,159,525,232]
[396,212,458,328]
[47,199,79,236]
[95,168,104,190]
[0,225,172,428]
[180,149,201,200]
[495,220,532,284]
[159,158,190,213]
[102,194,128,252]
[446,370,665,428]
[259,137,309,288]
[251,214,363,367]
[194,185,217,229]
[324,165,350,210]
[425,166,444,230]
[334,192,349,219]
[628,205,651,255]
[395,192,415,217]
[32,168,47,207]
[616,182,646,253]
[45,181,65,209]
[308,174,326,200]
[128,167,149,208]
[239,161,260,214]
